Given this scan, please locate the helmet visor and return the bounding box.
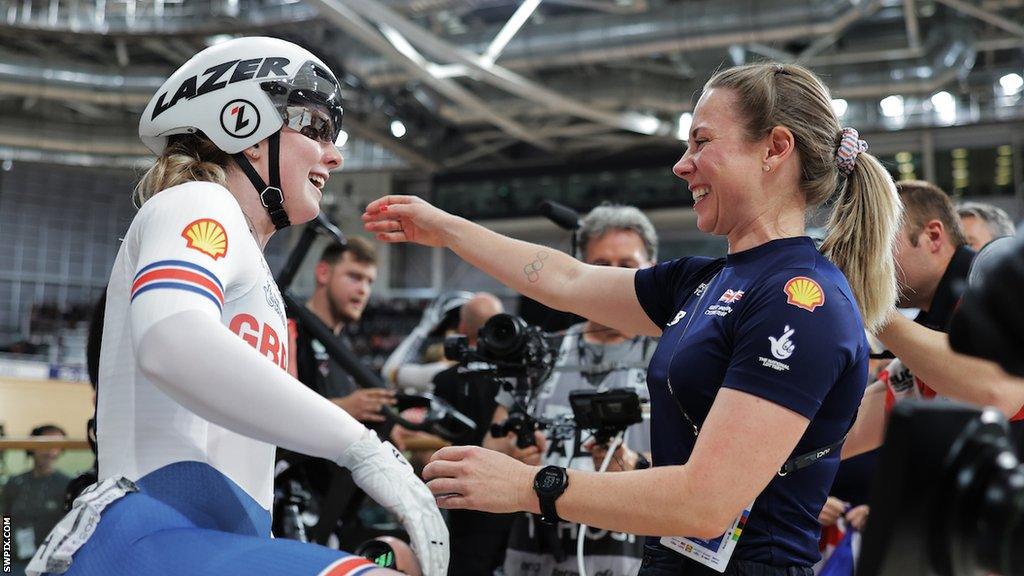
[263,60,345,145]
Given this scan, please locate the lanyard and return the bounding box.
[662,269,844,477]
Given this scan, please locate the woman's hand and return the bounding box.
[422,445,537,514]
[362,195,457,248]
[817,496,848,527]
[845,504,870,531]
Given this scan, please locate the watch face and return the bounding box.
[536,467,564,493]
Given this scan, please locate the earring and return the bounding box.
[762,163,771,172]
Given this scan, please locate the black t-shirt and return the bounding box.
[293,321,358,400]
[2,470,72,561]
[913,245,975,332]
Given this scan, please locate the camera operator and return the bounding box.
[382,292,475,394]
[843,182,1024,460]
[428,292,515,576]
[483,204,658,576]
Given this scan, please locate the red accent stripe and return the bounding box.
[319,556,375,576]
[132,268,224,304]
[1011,405,1024,422]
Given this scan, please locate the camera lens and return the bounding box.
[479,313,529,359]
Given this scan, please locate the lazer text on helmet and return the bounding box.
[151,58,290,120]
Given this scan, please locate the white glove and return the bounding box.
[337,430,449,576]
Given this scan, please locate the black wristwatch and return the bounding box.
[533,465,569,525]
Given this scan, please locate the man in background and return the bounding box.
[430,292,511,576]
[294,237,395,422]
[2,424,71,573]
[956,201,1015,251]
[487,204,658,576]
[279,237,396,547]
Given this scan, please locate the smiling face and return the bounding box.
[672,88,772,240]
[279,122,343,225]
[247,105,343,226]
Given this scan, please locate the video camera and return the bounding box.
[445,313,556,449]
[569,388,644,446]
[858,401,1023,576]
[446,313,645,454]
[444,313,553,378]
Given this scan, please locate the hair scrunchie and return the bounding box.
[835,127,868,177]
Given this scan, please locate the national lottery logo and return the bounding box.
[220,99,260,139]
[769,325,796,360]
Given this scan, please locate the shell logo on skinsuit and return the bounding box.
[784,276,825,312]
[181,218,228,260]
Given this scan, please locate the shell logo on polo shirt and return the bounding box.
[181,218,228,260]
[783,276,824,312]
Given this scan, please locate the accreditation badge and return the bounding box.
[659,502,753,573]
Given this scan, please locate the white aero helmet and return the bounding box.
[140,36,345,229]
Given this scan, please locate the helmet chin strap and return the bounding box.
[231,131,291,230]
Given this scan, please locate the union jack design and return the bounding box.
[316,556,378,576]
[719,289,744,304]
[131,259,225,313]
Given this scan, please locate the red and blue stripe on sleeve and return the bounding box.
[131,260,225,313]
[316,556,379,576]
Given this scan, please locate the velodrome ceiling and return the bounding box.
[0,0,1021,172]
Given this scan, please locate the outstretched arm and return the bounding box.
[878,313,1024,417]
[424,388,810,538]
[363,196,660,337]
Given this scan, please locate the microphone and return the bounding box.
[540,200,582,230]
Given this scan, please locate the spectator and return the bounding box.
[485,204,658,576]
[2,425,71,573]
[430,292,513,576]
[957,201,1015,251]
[292,237,396,423]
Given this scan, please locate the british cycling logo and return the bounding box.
[769,325,796,360]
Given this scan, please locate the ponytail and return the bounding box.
[134,134,231,207]
[820,153,902,332]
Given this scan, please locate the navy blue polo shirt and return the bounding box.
[634,236,868,567]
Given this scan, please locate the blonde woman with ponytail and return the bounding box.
[364,62,901,576]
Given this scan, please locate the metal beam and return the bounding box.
[481,0,542,65]
[934,0,1024,38]
[303,0,556,151]
[903,0,922,50]
[442,139,517,169]
[544,0,648,13]
[796,0,882,62]
[339,0,672,136]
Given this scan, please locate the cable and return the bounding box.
[576,429,625,576]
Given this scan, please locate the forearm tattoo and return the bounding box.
[524,251,550,283]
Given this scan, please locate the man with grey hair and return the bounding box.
[957,201,1016,251]
[485,203,658,576]
[578,203,658,263]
